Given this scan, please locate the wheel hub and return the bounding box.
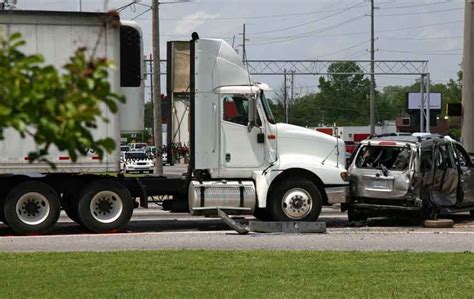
[281,188,313,219]
[90,191,123,224]
[15,192,50,225]
[97,199,113,214]
[24,200,41,215]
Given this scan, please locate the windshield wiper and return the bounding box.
[379,164,390,177]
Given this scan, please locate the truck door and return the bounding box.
[221,94,265,168]
[454,144,474,204]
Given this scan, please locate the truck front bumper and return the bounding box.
[325,185,349,204]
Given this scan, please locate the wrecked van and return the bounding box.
[344,134,474,221]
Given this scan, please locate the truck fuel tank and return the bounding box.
[188,180,256,216]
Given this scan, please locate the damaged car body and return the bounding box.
[344,134,474,221]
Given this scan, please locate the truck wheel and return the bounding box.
[77,180,133,233]
[268,177,323,221]
[3,181,60,235]
[347,208,368,222]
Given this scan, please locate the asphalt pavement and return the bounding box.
[1,205,473,252]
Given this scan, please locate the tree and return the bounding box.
[0,32,124,164]
[317,62,371,126]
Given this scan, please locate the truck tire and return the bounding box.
[0,200,7,225]
[347,207,368,222]
[3,181,61,235]
[61,193,82,225]
[268,177,323,221]
[76,180,133,233]
[253,208,271,221]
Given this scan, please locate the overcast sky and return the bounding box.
[14,0,465,97]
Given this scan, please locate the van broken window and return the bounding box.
[355,145,411,171]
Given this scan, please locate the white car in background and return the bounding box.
[121,150,154,174]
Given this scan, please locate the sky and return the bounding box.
[12,0,465,98]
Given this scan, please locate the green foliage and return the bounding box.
[0,33,124,164]
[316,62,371,126]
[273,62,461,128]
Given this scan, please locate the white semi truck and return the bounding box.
[0,10,348,235]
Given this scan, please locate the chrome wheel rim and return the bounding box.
[281,188,312,219]
[15,192,50,225]
[89,191,123,224]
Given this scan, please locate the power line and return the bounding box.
[248,1,365,35]
[379,35,462,40]
[379,0,458,10]
[251,19,462,42]
[379,49,462,56]
[317,40,370,59]
[377,6,463,17]
[377,20,462,32]
[247,15,365,46]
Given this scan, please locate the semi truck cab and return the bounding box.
[183,38,349,221]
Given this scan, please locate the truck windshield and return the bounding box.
[355,145,411,171]
[260,91,276,124]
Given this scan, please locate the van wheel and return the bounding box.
[268,177,322,221]
[77,180,133,233]
[3,181,60,235]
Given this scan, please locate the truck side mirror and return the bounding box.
[247,95,258,132]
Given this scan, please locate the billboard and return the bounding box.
[407,92,442,111]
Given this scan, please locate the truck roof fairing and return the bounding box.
[194,38,251,93]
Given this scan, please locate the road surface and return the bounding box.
[1,205,473,252]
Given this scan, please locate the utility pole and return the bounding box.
[242,24,246,64]
[462,0,474,153]
[369,0,376,135]
[284,69,288,123]
[291,70,295,104]
[152,0,163,174]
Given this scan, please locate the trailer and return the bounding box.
[0,11,349,235]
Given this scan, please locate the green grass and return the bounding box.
[0,251,472,298]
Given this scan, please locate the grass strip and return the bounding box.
[0,250,472,298]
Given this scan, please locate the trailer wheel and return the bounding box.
[3,181,60,235]
[77,180,133,233]
[268,177,322,221]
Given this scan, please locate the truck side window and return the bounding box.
[223,96,249,126]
